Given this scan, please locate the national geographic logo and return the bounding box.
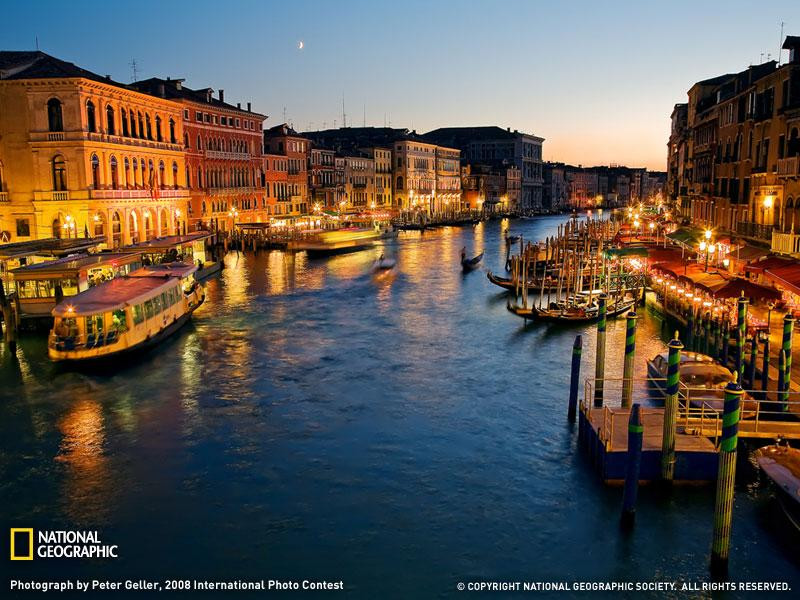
[10,529,118,560]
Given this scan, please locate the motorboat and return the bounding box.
[755,444,800,532]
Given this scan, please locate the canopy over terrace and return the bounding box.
[652,262,780,301]
[764,264,800,297]
[666,226,704,248]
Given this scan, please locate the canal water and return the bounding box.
[1,215,798,598]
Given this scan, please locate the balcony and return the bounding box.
[777,156,799,178]
[772,231,800,256]
[204,150,252,161]
[208,186,257,196]
[736,221,774,241]
[0,192,8,202]
[47,132,65,141]
[33,190,70,201]
[29,130,182,152]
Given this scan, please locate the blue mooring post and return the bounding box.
[779,349,789,412]
[710,375,743,577]
[621,311,637,409]
[621,403,643,529]
[746,336,757,391]
[761,335,770,397]
[720,318,729,367]
[568,335,582,423]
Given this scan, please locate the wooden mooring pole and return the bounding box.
[568,335,582,423]
[621,403,643,529]
[782,314,794,411]
[736,294,748,384]
[761,335,770,396]
[710,376,742,578]
[661,333,683,482]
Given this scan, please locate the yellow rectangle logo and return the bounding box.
[10,528,34,560]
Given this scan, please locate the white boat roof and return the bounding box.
[52,276,177,317]
[129,262,197,278]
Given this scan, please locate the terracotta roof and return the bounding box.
[0,51,131,91]
[130,77,266,118]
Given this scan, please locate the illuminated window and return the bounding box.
[47,98,63,132]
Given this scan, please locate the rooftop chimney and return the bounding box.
[247,102,251,112]
[237,102,241,109]
[175,81,182,90]
[218,89,224,102]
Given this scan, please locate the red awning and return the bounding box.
[744,255,796,274]
[707,278,782,301]
[764,265,800,297]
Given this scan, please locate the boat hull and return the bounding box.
[49,299,203,365]
[756,445,800,533]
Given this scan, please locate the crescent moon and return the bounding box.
[298,41,304,50]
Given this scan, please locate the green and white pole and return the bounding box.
[710,376,742,577]
[736,294,748,384]
[782,314,794,410]
[621,311,637,408]
[661,333,683,482]
[594,294,607,408]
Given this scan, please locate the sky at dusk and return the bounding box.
[2,0,797,170]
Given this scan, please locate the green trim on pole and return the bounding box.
[621,311,637,408]
[661,332,683,482]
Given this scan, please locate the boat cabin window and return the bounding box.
[144,299,154,320]
[54,317,78,338]
[112,309,128,332]
[132,304,144,325]
[85,314,104,337]
[16,277,78,299]
[153,295,162,314]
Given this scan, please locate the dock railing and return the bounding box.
[582,377,800,448]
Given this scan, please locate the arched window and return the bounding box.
[141,159,147,187]
[185,167,190,189]
[52,155,67,191]
[121,109,129,136]
[130,110,137,137]
[158,161,166,189]
[90,154,100,188]
[137,112,144,138]
[169,118,176,144]
[47,98,63,132]
[124,158,131,187]
[172,161,179,189]
[110,156,119,190]
[184,133,188,148]
[155,115,162,141]
[106,105,115,135]
[93,212,106,237]
[86,101,96,133]
[111,211,122,248]
[52,216,62,239]
[160,208,168,236]
[129,211,139,244]
[197,135,202,150]
[396,176,404,190]
[198,167,202,189]
[145,114,153,140]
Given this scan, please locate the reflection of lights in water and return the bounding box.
[56,398,112,525]
[221,251,253,308]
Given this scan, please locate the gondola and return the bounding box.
[487,270,558,292]
[506,297,636,323]
[461,251,484,272]
[506,234,521,244]
[755,444,800,533]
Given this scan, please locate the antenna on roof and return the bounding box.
[129,58,139,82]
[35,35,39,51]
[342,93,346,128]
[283,106,287,123]
[778,20,785,66]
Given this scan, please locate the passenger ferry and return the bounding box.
[48,262,204,363]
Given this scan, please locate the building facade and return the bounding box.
[131,78,267,232]
[422,126,544,211]
[0,51,189,247]
[343,153,375,212]
[673,36,800,249]
[264,124,310,216]
[309,146,337,210]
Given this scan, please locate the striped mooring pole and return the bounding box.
[661,333,683,482]
[621,311,638,408]
[568,335,582,423]
[778,348,787,409]
[761,335,770,396]
[594,294,607,408]
[782,314,794,411]
[736,294,748,384]
[710,376,743,577]
[621,403,643,529]
[720,318,729,367]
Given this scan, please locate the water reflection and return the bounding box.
[56,397,111,526]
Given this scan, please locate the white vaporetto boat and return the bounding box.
[48,262,204,363]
